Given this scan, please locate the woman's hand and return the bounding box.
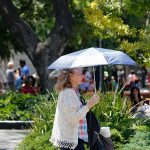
[87,93,100,109]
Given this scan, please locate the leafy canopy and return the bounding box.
[73,0,150,66]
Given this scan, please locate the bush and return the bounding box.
[121,131,150,150]
[17,93,57,150]
[0,92,41,120]
[92,93,136,142]
[17,131,55,150]
[17,92,150,149]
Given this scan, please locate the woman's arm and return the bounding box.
[60,89,99,126]
[60,90,89,126]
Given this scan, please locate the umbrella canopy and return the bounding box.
[48,47,136,70]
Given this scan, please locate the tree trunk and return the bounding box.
[0,0,72,92]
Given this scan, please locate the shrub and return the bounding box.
[121,131,150,150]
[0,92,40,120]
[17,131,55,150]
[92,93,136,141]
[17,92,150,149]
[17,93,57,150]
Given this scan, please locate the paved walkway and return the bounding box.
[0,130,29,150]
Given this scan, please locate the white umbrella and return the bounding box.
[48,47,136,70]
[48,47,137,93]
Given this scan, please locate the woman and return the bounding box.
[130,86,143,114]
[50,68,100,150]
[130,86,143,106]
[6,61,15,91]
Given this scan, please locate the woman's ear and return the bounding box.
[69,73,74,80]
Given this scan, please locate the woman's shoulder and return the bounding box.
[58,88,77,104]
[60,88,75,95]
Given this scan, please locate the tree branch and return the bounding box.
[43,0,73,62]
[0,0,40,61]
[52,0,72,34]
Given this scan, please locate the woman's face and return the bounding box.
[70,68,82,87]
[133,89,139,96]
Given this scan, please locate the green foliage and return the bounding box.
[82,0,136,39]
[119,28,150,67]
[1,0,150,66]
[133,125,150,131]
[123,0,150,16]
[18,91,150,149]
[79,0,150,66]
[90,93,133,148]
[0,92,40,120]
[111,128,124,142]
[12,0,54,41]
[92,93,133,131]
[17,131,55,150]
[121,131,150,150]
[32,93,57,134]
[0,0,99,60]
[16,89,150,149]
[17,93,57,150]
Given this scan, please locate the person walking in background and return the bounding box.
[103,70,109,93]
[79,68,92,94]
[21,76,37,94]
[14,68,23,92]
[126,70,139,89]
[19,60,30,77]
[0,81,4,94]
[0,68,7,93]
[6,61,15,91]
[111,76,117,92]
[50,68,100,150]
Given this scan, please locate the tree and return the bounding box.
[80,0,150,66]
[0,0,72,91]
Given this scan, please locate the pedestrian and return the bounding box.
[6,61,15,91]
[127,70,138,89]
[19,60,30,77]
[79,68,92,94]
[50,68,100,150]
[21,76,37,94]
[0,81,4,94]
[14,68,23,92]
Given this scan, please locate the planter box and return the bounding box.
[0,121,34,129]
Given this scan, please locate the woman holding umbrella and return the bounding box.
[50,68,100,150]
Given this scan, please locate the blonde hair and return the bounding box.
[55,69,75,92]
[7,61,14,69]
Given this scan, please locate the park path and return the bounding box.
[0,130,29,150]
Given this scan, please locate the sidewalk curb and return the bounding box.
[0,121,34,129]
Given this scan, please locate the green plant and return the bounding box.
[92,93,135,140]
[17,131,55,150]
[0,92,41,120]
[32,95,57,134]
[17,92,57,150]
[17,91,150,149]
[121,131,150,150]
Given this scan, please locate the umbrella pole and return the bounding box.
[92,66,97,93]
